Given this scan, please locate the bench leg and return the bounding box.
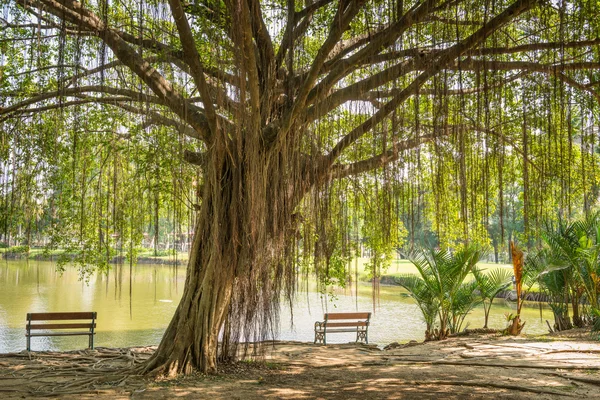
[314,330,325,345]
[26,335,30,352]
[356,330,368,344]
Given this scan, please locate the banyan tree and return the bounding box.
[2,0,600,375]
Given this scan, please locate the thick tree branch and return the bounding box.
[305,57,421,124]
[0,97,132,117]
[1,85,166,115]
[113,101,203,140]
[277,0,335,72]
[183,149,206,166]
[322,0,539,173]
[225,0,262,132]
[325,120,543,183]
[248,0,275,91]
[168,0,218,139]
[307,55,600,124]
[324,26,389,66]
[326,133,441,181]
[270,0,367,146]
[295,0,335,20]
[357,72,527,101]
[369,39,600,65]
[454,59,600,73]
[307,0,438,106]
[17,0,211,141]
[276,0,297,74]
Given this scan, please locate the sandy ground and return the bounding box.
[2,330,600,399]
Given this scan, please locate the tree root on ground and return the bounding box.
[0,347,151,396]
[542,349,600,355]
[409,380,574,396]
[430,360,600,370]
[380,357,600,370]
[542,372,600,387]
[449,328,502,337]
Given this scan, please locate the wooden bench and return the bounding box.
[314,312,371,345]
[26,312,97,351]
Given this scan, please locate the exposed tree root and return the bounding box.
[381,357,600,370]
[449,328,502,337]
[0,348,150,397]
[410,380,573,396]
[431,360,600,370]
[542,373,600,387]
[1,338,600,398]
[543,349,600,355]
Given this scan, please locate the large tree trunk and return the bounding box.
[141,167,242,374]
[141,134,302,375]
[141,220,235,375]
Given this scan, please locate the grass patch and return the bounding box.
[379,259,513,281]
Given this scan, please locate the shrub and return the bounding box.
[7,245,30,254]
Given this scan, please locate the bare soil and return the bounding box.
[2,330,600,399]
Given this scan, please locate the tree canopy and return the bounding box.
[2,0,600,374]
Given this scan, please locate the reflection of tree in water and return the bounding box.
[36,261,40,295]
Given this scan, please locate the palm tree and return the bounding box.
[396,274,439,338]
[449,280,482,333]
[397,245,485,340]
[570,215,600,324]
[472,267,513,328]
[538,212,600,329]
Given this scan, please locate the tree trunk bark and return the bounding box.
[140,140,300,375]
[571,293,582,328]
[141,202,236,375]
[483,304,490,329]
[493,243,499,263]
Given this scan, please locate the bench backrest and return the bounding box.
[26,312,97,330]
[324,312,371,320]
[323,312,371,327]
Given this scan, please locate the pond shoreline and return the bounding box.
[3,253,547,301]
[2,252,187,265]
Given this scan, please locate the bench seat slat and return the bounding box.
[315,328,366,333]
[27,312,96,321]
[27,332,95,337]
[27,323,96,330]
[325,313,371,320]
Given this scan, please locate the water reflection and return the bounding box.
[0,260,552,352]
[0,260,183,352]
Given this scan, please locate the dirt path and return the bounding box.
[2,333,600,399]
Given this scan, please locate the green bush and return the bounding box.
[153,249,175,257]
[7,245,30,254]
[137,247,175,257]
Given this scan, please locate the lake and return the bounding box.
[0,259,552,352]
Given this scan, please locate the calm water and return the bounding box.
[0,259,552,352]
